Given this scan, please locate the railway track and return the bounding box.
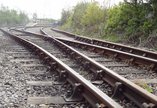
[5,28,157,107]
[0,30,56,107]
[40,28,157,95]
[51,28,157,60]
[0,29,122,107]
[21,27,157,69]
[39,28,157,72]
[17,28,157,71]
[24,26,43,34]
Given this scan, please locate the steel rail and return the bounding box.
[51,28,157,60]
[24,25,51,29]
[0,28,122,108]
[12,28,157,107]
[39,28,157,71]
[57,38,157,71]
[13,28,157,70]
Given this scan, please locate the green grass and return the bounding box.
[103,34,121,42]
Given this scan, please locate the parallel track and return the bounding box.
[9,28,157,107]
[0,30,63,107]
[51,28,157,60]
[20,27,157,71]
[17,28,157,72]
[1,29,122,107]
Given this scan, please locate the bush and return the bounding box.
[0,5,29,26]
[60,0,157,45]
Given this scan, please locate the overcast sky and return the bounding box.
[0,0,123,19]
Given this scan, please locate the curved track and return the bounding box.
[7,27,157,107]
[1,29,122,108]
[51,28,157,60]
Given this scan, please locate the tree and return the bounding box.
[0,5,29,26]
[81,2,105,26]
[72,2,88,29]
[60,9,71,25]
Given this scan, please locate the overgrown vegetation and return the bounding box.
[0,5,29,26]
[60,2,106,37]
[60,0,157,48]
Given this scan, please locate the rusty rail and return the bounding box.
[57,38,157,71]
[1,28,122,108]
[12,28,157,107]
[51,28,157,60]
[40,28,157,71]
[13,28,157,71]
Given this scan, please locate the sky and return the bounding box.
[0,0,123,19]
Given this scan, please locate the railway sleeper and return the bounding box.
[59,39,157,72]
[66,31,157,60]
[10,28,157,107]
[52,42,157,107]
[40,29,157,107]
[0,29,121,108]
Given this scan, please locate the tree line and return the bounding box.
[0,5,29,27]
[60,0,157,47]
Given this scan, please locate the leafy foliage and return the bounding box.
[81,2,105,26]
[105,0,157,44]
[60,9,71,25]
[60,0,157,46]
[72,2,88,29]
[0,5,29,26]
[60,2,106,36]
